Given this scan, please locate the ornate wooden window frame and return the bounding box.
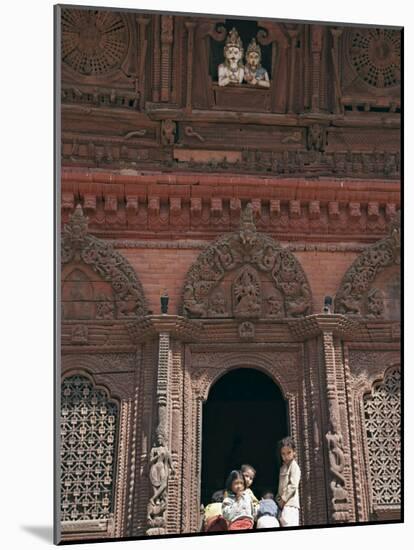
[59,361,136,541]
[352,362,401,521]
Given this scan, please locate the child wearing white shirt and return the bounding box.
[276,437,301,527]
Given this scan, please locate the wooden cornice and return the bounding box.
[60,168,400,242]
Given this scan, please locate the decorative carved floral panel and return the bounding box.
[363,367,401,508]
[61,375,118,522]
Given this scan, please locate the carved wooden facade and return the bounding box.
[57,6,401,543]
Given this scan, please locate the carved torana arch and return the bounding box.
[335,211,400,316]
[182,204,312,318]
[62,205,148,319]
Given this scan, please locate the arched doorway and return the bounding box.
[201,368,288,506]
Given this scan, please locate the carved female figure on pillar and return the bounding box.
[218,27,244,86]
[149,431,175,505]
[243,38,270,88]
[325,416,349,519]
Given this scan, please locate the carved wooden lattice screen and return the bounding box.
[60,375,118,522]
[363,367,401,510]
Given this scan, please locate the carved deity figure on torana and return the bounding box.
[244,38,270,88]
[218,27,244,86]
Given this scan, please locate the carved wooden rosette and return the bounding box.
[182,204,312,324]
[61,8,132,81]
[61,205,148,320]
[335,211,400,316]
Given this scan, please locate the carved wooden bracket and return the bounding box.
[126,314,204,344]
[288,314,362,341]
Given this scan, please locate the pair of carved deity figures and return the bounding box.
[218,27,270,88]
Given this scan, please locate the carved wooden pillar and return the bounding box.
[127,316,203,535]
[288,314,361,525]
[146,330,172,536]
[311,25,323,112]
[321,329,351,522]
[330,28,344,114]
[257,22,289,113]
[192,19,226,109]
[184,21,197,110]
[160,15,174,102]
[137,16,150,110]
[304,338,328,525]
[287,28,300,114]
[152,15,161,102]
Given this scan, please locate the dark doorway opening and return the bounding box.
[201,368,288,506]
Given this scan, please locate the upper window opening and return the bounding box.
[209,20,272,87]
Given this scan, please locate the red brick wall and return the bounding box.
[121,248,200,315]
[295,251,358,313]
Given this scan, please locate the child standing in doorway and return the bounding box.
[275,437,301,527]
[222,470,255,530]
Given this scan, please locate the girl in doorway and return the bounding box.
[275,437,301,527]
[241,464,259,512]
[222,470,255,530]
